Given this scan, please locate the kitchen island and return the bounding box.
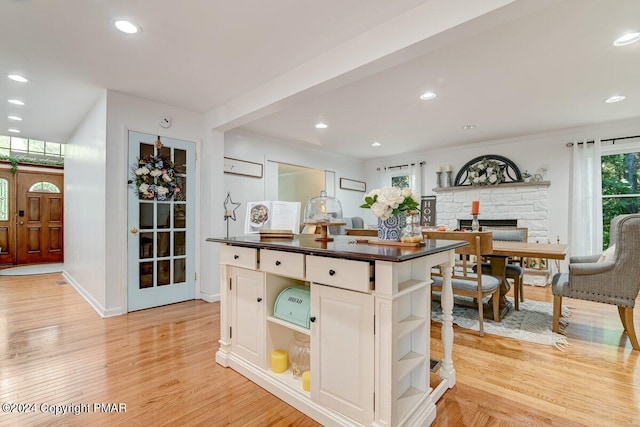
[207,234,463,426]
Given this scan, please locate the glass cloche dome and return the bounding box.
[303,191,343,224]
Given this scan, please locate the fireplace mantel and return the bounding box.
[432,181,550,193]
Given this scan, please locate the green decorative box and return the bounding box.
[274,285,311,329]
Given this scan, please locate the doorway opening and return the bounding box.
[0,166,64,267]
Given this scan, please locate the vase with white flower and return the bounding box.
[360,186,420,241]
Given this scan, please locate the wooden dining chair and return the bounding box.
[479,226,527,310]
[425,231,501,337]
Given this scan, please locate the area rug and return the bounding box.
[0,263,63,276]
[431,297,570,350]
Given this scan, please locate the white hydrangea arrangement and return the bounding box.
[360,186,419,220]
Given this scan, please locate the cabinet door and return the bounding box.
[311,284,374,425]
[230,266,265,367]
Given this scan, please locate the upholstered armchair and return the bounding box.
[551,213,640,350]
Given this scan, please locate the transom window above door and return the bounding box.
[28,181,61,193]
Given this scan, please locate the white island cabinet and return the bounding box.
[209,235,462,427]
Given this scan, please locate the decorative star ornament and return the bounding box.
[223,193,241,221]
[154,136,163,149]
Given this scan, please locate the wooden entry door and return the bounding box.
[16,171,64,265]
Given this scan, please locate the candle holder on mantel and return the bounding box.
[471,214,480,232]
[436,171,443,188]
[446,170,453,187]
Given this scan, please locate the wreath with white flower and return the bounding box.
[133,155,181,201]
[468,158,505,186]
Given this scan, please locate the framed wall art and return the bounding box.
[224,157,263,178]
[340,178,366,192]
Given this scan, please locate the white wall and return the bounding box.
[364,117,640,254]
[224,130,366,237]
[64,90,222,316]
[64,91,108,312]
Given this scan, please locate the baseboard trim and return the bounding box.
[62,272,125,318]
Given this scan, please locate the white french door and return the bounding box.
[127,131,196,311]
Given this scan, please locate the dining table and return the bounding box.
[491,241,569,260]
[486,241,568,319]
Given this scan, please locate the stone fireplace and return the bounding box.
[458,219,518,229]
[433,181,554,285]
[432,181,551,243]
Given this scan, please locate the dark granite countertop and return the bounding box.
[207,234,466,262]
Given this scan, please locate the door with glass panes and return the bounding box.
[127,131,195,311]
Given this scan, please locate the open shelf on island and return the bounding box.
[266,368,310,397]
[267,315,310,335]
[397,279,428,295]
[397,386,425,419]
[398,315,426,339]
[397,351,426,381]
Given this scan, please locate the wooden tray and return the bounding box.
[367,239,425,247]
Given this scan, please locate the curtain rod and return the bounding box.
[377,161,425,171]
[565,134,640,147]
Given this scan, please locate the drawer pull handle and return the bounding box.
[257,297,262,302]
[310,316,316,323]
[233,255,239,260]
[275,260,281,266]
[329,269,336,276]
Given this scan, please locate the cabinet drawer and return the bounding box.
[306,255,371,293]
[220,245,258,269]
[260,249,305,279]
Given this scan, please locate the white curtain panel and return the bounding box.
[378,163,423,196]
[570,139,603,256]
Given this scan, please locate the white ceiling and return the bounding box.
[1,0,639,160]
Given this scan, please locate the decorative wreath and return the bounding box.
[468,158,505,186]
[133,155,181,200]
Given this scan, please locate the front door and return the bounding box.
[127,131,196,311]
[16,171,64,265]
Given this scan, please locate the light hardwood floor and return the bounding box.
[0,273,638,426]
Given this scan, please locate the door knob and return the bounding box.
[19,221,24,225]
[130,227,139,234]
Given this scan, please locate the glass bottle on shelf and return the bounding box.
[288,332,310,377]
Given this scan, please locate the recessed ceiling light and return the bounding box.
[463,124,476,130]
[114,19,140,34]
[419,91,437,100]
[8,74,28,83]
[605,95,626,103]
[8,129,20,133]
[8,115,22,121]
[315,122,328,129]
[613,32,640,46]
[372,142,381,147]
[8,99,25,106]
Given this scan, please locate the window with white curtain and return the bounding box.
[601,138,640,248]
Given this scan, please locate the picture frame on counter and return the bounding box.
[340,178,366,192]
[224,157,263,178]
